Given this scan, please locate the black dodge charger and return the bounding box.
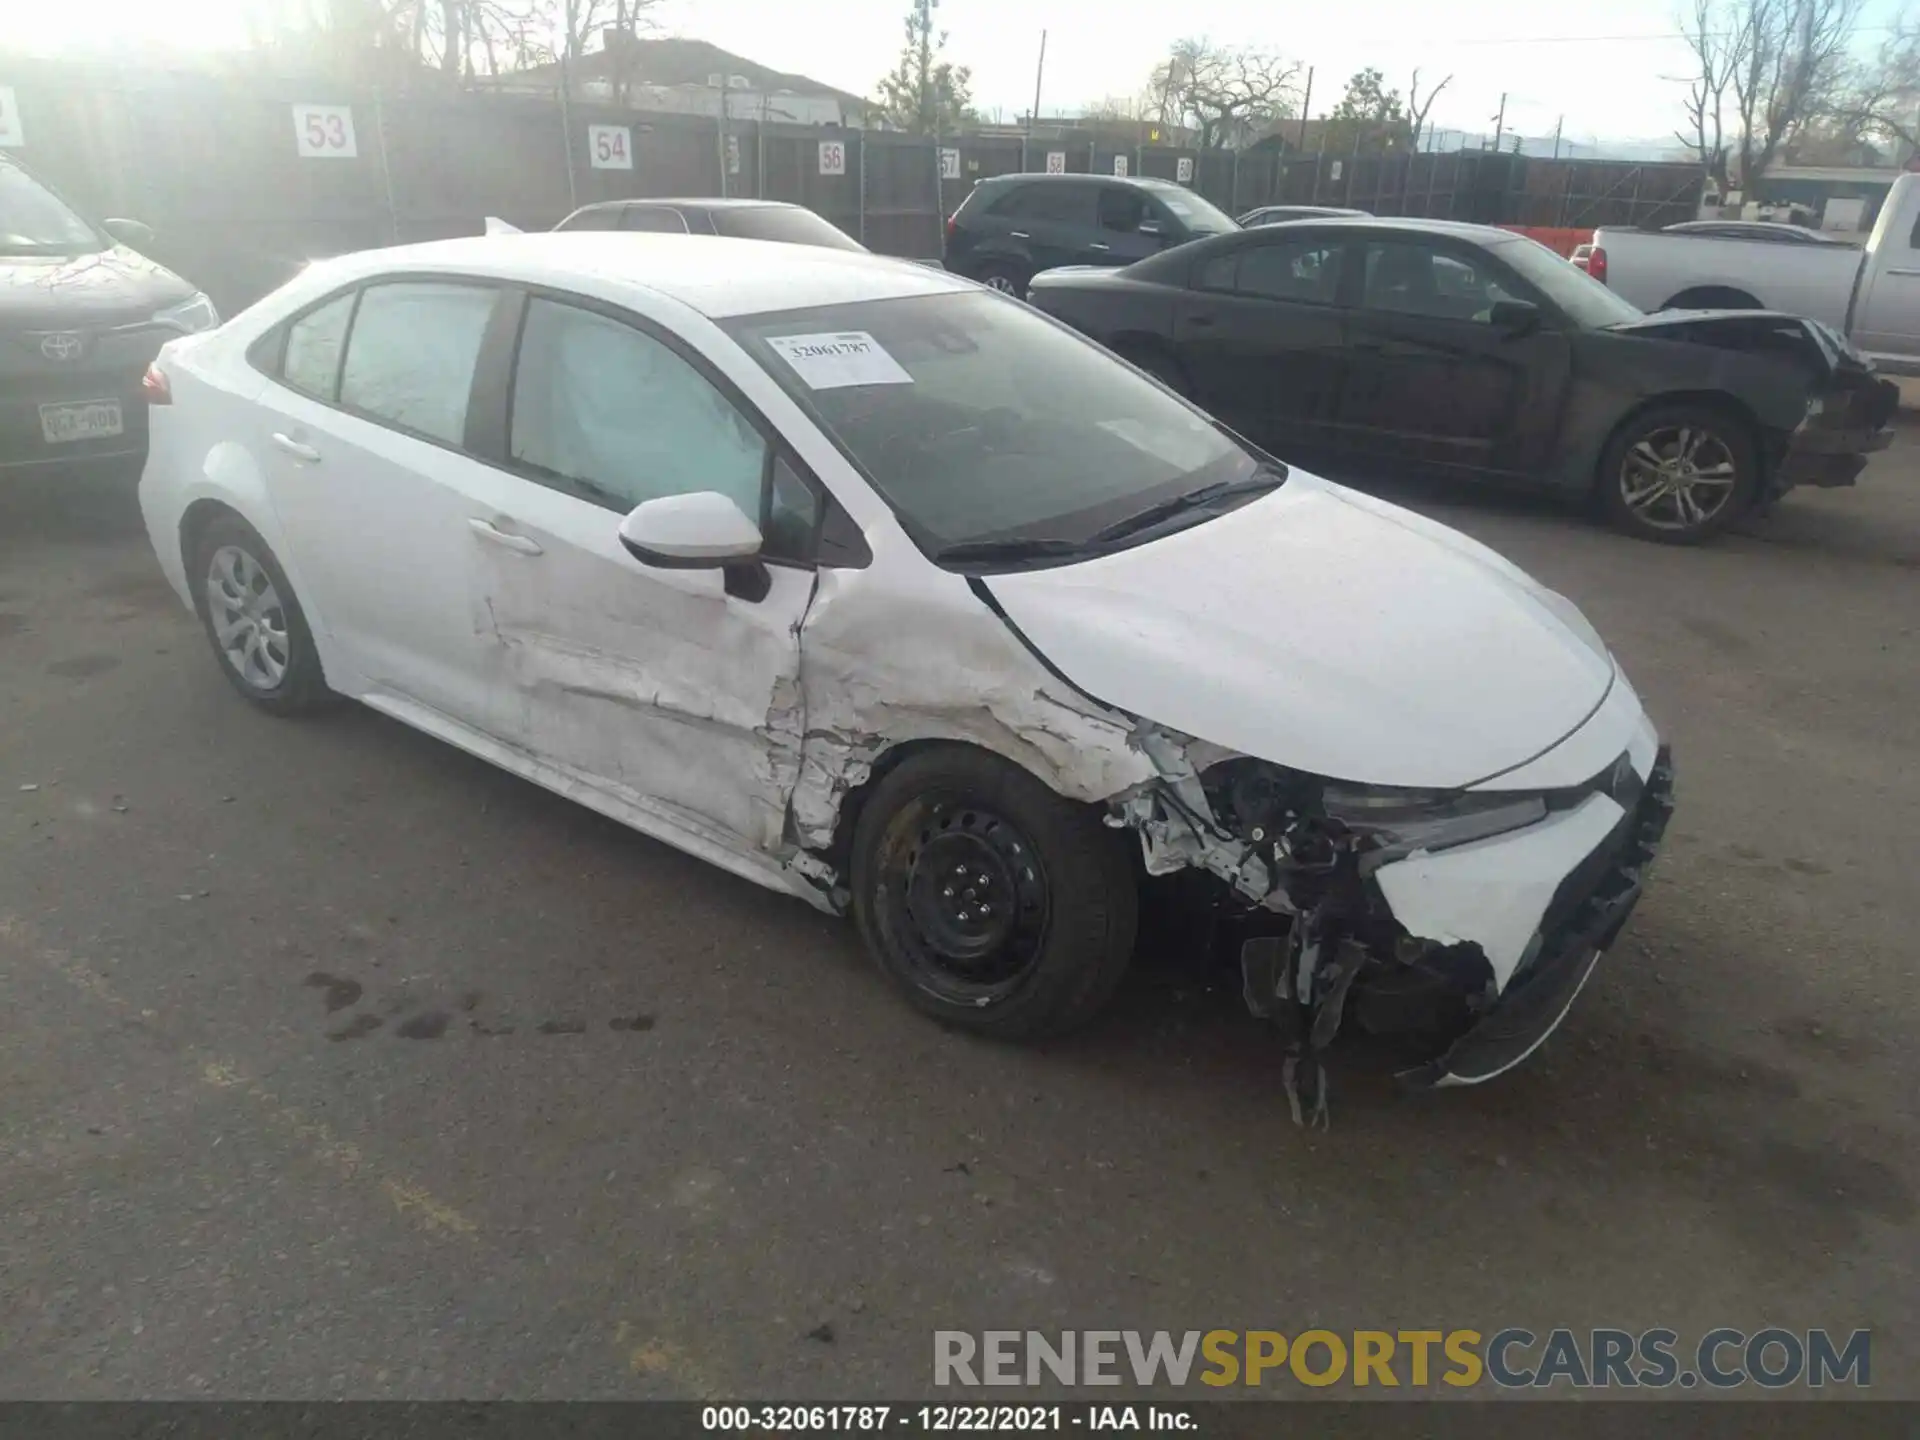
[2,156,215,477]
[1025,217,1897,543]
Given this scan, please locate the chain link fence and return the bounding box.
[3,63,1703,314]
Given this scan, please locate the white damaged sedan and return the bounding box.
[138,233,1673,1091]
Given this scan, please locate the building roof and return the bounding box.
[519,36,868,111]
[299,232,966,320]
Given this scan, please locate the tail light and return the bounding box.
[141,362,172,405]
[945,213,958,239]
[1588,245,1608,285]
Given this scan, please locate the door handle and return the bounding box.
[270,432,321,463]
[1187,312,1216,328]
[467,517,543,555]
[1088,242,1111,252]
[1887,266,1920,276]
[1009,230,1031,240]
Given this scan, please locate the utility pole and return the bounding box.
[1297,65,1313,153]
[1029,29,1047,134]
[1491,92,1507,152]
[914,0,936,136]
[1551,114,1563,161]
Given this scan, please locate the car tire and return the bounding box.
[976,262,1028,298]
[1595,403,1759,545]
[850,746,1138,1041]
[190,513,331,715]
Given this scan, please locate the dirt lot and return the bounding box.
[1,442,1915,1400]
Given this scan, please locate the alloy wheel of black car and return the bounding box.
[851,747,1137,1040]
[1598,404,1758,545]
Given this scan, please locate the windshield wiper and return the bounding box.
[933,536,1086,566]
[1086,470,1284,546]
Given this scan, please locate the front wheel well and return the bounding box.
[817,737,1107,874]
[1598,391,1765,477]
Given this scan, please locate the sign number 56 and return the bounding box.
[293,104,357,159]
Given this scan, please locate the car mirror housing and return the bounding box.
[617,491,770,600]
[102,217,155,248]
[1489,299,1542,337]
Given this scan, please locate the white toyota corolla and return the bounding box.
[138,233,1673,1097]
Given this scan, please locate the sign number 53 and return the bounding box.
[293,104,357,159]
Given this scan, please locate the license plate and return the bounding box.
[38,400,125,444]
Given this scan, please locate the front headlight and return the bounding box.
[153,292,219,334]
[1321,783,1548,868]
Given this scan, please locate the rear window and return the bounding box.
[712,206,864,251]
[555,208,620,233]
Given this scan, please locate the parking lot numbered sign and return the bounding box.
[1176,156,1193,183]
[819,140,847,176]
[726,133,741,176]
[1045,151,1066,174]
[292,104,357,159]
[588,124,632,169]
[940,147,960,180]
[1113,154,1128,177]
[0,87,23,148]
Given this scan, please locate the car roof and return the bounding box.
[977,172,1163,189]
[304,232,970,320]
[572,197,804,212]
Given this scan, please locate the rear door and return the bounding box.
[1331,236,1570,476]
[465,291,822,853]
[976,183,1099,278]
[1170,231,1354,456]
[252,277,513,724]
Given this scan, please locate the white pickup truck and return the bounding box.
[1588,172,1920,375]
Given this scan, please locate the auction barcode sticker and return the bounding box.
[766,332,912,390]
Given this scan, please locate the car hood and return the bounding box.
[980,471,1617,790]
[0,245,196,328]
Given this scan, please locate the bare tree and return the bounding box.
[1407,68,1452,151]
[1674,0,1740,190]
[1150,40,1300,148]
[1679,0,1864,191]
[1829,14,1920,158]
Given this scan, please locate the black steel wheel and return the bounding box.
[851,747,1137,1040]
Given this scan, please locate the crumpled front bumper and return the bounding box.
[1396,746,1676,1088]
[1775,375,1899,491]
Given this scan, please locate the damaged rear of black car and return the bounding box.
[1024,216,1897,544]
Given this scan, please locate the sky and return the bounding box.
[4,0,1911,153]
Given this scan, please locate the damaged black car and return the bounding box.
[1024,216,1897,544]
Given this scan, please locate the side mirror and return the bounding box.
[617,491,770,600]
[1488,299,1542,337]
[102,217,155,248]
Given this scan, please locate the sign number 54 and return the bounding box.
[588,124,632,169]
[293,104,357,159]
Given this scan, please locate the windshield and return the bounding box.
[0,164,105,256]
[725,290,1267,559]
[713,206,866,252]
[1143,183,1237,234]
[1491,235,1643,328]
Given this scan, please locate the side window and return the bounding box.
[338,281,497,444]
[1907,212,1920,249]
[623,206,690,234]
[1096,187,1147,234]
[1192,252,1238,291]
[1360,242,1525,322]
[509,297,768,527]
[1237,238,1345,304]
[279,291,355,400]
[995,185,1093,225]
[766,453,823,563]
[556,207,619,232]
